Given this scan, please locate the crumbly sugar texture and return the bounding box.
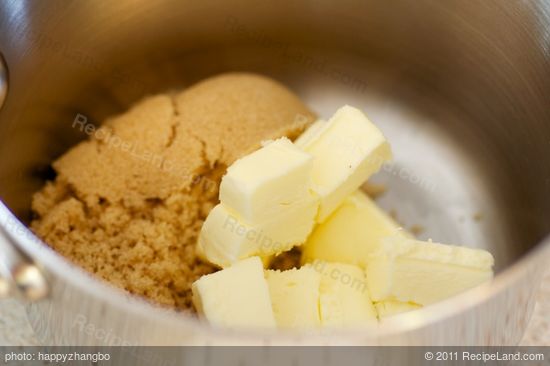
[31,73,316,311]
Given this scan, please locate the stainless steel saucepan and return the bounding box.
[0,0,549,346]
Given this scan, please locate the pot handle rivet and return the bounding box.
[0,276,10,298]
[12,264,49,301]
[0,52,7,111]
[0,225,49,302]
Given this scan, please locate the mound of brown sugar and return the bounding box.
[31,73,315,311]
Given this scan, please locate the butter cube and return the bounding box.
[196,242,272,269]
[199,198,318,268]
[298,106,392,222]
[294,119,326,148]
[220,137,314,223]
[366,237,494,305]
[301,190,409,267]
[266,267,321,328]
[192,257,276,328]
[374,300,422,319]
[309,261,377,327]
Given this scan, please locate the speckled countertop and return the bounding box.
[1,269,549,346]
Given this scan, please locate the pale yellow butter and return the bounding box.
[294,119,327,148]
[297,106,392,222]
[219,137,314,223]
[198,197,318,268]
[266,267,321,328]
[196,242,272,269]
[192,257,276,328]
[366,237,494,305]
[301,190,409,267]
[193,102,498,329]
[374,300,422,319]
[309,261,377,327]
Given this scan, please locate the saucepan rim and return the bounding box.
[1,201,548,343]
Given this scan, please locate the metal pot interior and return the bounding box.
[0,0,549,279]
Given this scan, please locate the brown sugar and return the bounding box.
[30,73,316,311]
